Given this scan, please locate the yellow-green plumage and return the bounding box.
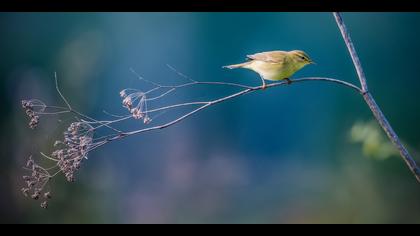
[223,50,314,87]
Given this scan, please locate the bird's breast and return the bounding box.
[247,60,296,81]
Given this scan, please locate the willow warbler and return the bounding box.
[223,50,315,89]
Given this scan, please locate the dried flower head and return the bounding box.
[143,116,152,124]
[21,188,30,197]
[120,89,152,124]
[40,201,48,209]
[53,121,94,182]
[21,156,52,209]
[21,119,97,208]
[44,192,52,199]
[131,108,144,119]
[120,90,127,98]
[122,96,133,110]
[21,99,46,129]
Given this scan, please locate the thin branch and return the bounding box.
[70,109,124,134]
[131,67,254,90]
[130,67,164,87]
[288,77,362,93]
[333,12,420,183]
[166,64,196,83]
[72,76,362,157]
[333,13,369,92]
[54,72,124,134]
[54,72,72,111]
[102,110,127,118]
[97,77,362,145]
[147,101,209,114]
[37,111,71,115]
[363,93,420,182]
[40,152,59,162]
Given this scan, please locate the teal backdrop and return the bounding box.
[0,13,419,223]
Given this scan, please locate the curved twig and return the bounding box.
[54,72,72,110]
[88,77,362,152]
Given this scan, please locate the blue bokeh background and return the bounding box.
[1,12,420,223]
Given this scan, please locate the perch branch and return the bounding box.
[92,77,362,149]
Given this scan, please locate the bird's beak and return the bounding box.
[310,60,316,65]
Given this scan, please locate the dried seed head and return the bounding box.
[27,181,35,188]
[120,90,153,124]
[54,140,63,147]
[22,100,31,109]
[29,116,40,129]
[122,96,133,109]
[44,192,52,199]
[21,188,30,197]
[31,192,40,200]
[131,108,144,119]
[53,121,94,180]
[21,155,55,208]
[65,173,74,182]
[26,109,35,117]
[120,90,127,98]
[26,157,34,168]
[143,116,152,124]
[22,99,46,129]
[40,201,48,209]
[22,176,31,181]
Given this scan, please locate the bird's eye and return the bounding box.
[301,56,305,60]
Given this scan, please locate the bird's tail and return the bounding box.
[222,61,251,69]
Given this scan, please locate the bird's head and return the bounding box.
[289,50,315,68]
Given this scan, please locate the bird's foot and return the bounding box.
[261,82,267,90]
[285,78,292,85]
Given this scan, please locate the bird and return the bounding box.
[223,50,315,89]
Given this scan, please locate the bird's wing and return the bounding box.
[246,51,287,63]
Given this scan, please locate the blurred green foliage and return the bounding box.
[350,120,399,160]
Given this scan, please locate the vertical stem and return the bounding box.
[333,13,369,93]
[333,12,420,183]
[363,93,420,182]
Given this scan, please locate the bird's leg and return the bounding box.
[259,75,267,90]
[285,78,292,85]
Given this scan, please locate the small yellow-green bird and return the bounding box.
[223,50,315,89]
